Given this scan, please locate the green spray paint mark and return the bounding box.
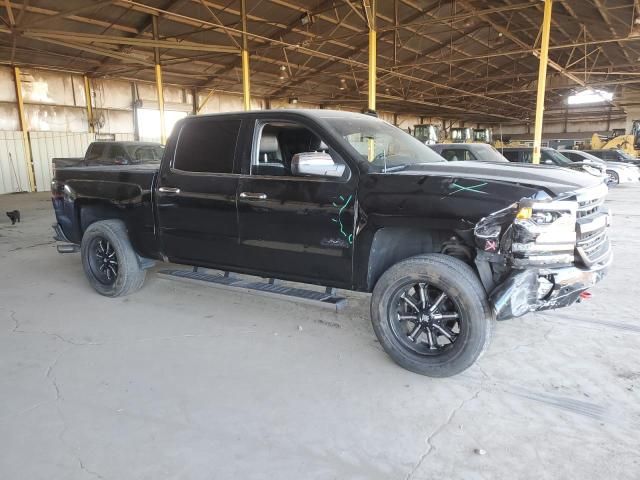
[331,194,353,245]
[446,181,489,197]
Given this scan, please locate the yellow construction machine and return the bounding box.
[440,127,493,144]
[590,120,640,157]
[412,124,440,144]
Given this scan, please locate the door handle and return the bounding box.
[158,186,181,194]
[240,192,267,200]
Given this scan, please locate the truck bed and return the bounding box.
[52,164,160,258]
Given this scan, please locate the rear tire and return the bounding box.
[371,254,493,377]
[81,220,146,297]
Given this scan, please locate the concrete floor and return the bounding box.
[0,186,639,480]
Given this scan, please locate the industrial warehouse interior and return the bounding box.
[1,1,639,479]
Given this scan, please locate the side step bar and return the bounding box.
[57,244,80,254]
[158,269,348,311]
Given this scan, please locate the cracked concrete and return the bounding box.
[1,188,639,479]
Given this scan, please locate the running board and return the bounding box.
[157,269,348,311]
[57,243,80,254]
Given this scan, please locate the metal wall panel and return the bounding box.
[0,103,20,131]
[0,131,31,194]
[24,104,88,132]
[19,68,77,106]
[0,66,17,103]
[30,131,94,191]
[93,79,132,110]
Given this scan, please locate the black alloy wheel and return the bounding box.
[88,237,119,285]
[389,282,462,356]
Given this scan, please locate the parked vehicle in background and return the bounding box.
[52,141,164,173]
[429,143,508,162]
[412,124,439,144]
[559,149,640,185]
[499,146,605,179]
[51,110,612,378]
[582,149,640,166]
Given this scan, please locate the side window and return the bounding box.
[86,143,105,162]
[174,119,241,173]
[502,151,519,162]
[253,122,348,179]
[562,152,577,162]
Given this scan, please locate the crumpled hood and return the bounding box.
[388,161,603,196]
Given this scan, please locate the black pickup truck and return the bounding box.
[51,110,612,377]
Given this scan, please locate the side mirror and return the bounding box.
[114,156,128,165]
[543,159,553,165]
[291,152,345,178]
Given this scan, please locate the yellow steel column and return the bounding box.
[532,0,553,165]
[367,0,377,112]
[83,75,94,133]
[152,16,166,143]
[241,0,251,111]
[13,66,36,192]
[367,0,377,162]
[155,64,166,143]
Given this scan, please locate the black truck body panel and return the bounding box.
[52,110,611,314]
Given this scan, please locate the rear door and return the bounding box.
[236,117,357,287]
[156,116,245,268]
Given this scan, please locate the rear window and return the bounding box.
[440,149,474,161]
[86,143,106,161]
[174,119,241,173]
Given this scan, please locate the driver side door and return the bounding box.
[236,118,357,288]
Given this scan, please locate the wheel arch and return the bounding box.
[363,227,466,292]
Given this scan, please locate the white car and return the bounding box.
[559,149,640,185]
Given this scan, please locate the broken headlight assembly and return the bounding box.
[473,194,579,267]
[510,198,577,267]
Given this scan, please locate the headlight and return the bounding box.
[531,211,562,225]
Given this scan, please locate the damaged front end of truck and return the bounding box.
[472,183,612,320]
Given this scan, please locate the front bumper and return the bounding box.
[489,253,612,320]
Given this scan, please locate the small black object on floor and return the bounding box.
[6,210,20,225]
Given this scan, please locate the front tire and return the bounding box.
[81,219,146,297]
[606,170,619,185]
[371,254,493,377]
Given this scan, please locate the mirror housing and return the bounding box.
[291,152,345,178]
[543,159,553,165]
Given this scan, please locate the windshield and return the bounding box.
[328,116,445,172]
[616,150,637,160]
[473,144,508,162]
[542,149,571,167]
[124,144,164,163]
[563,150,603,163]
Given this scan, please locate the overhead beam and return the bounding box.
[22,29,239,53]
[25,1,114,28]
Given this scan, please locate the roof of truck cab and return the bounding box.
[499,147,554,151]
[189,109,376,121]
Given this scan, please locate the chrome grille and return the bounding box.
[574,184,611,267]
